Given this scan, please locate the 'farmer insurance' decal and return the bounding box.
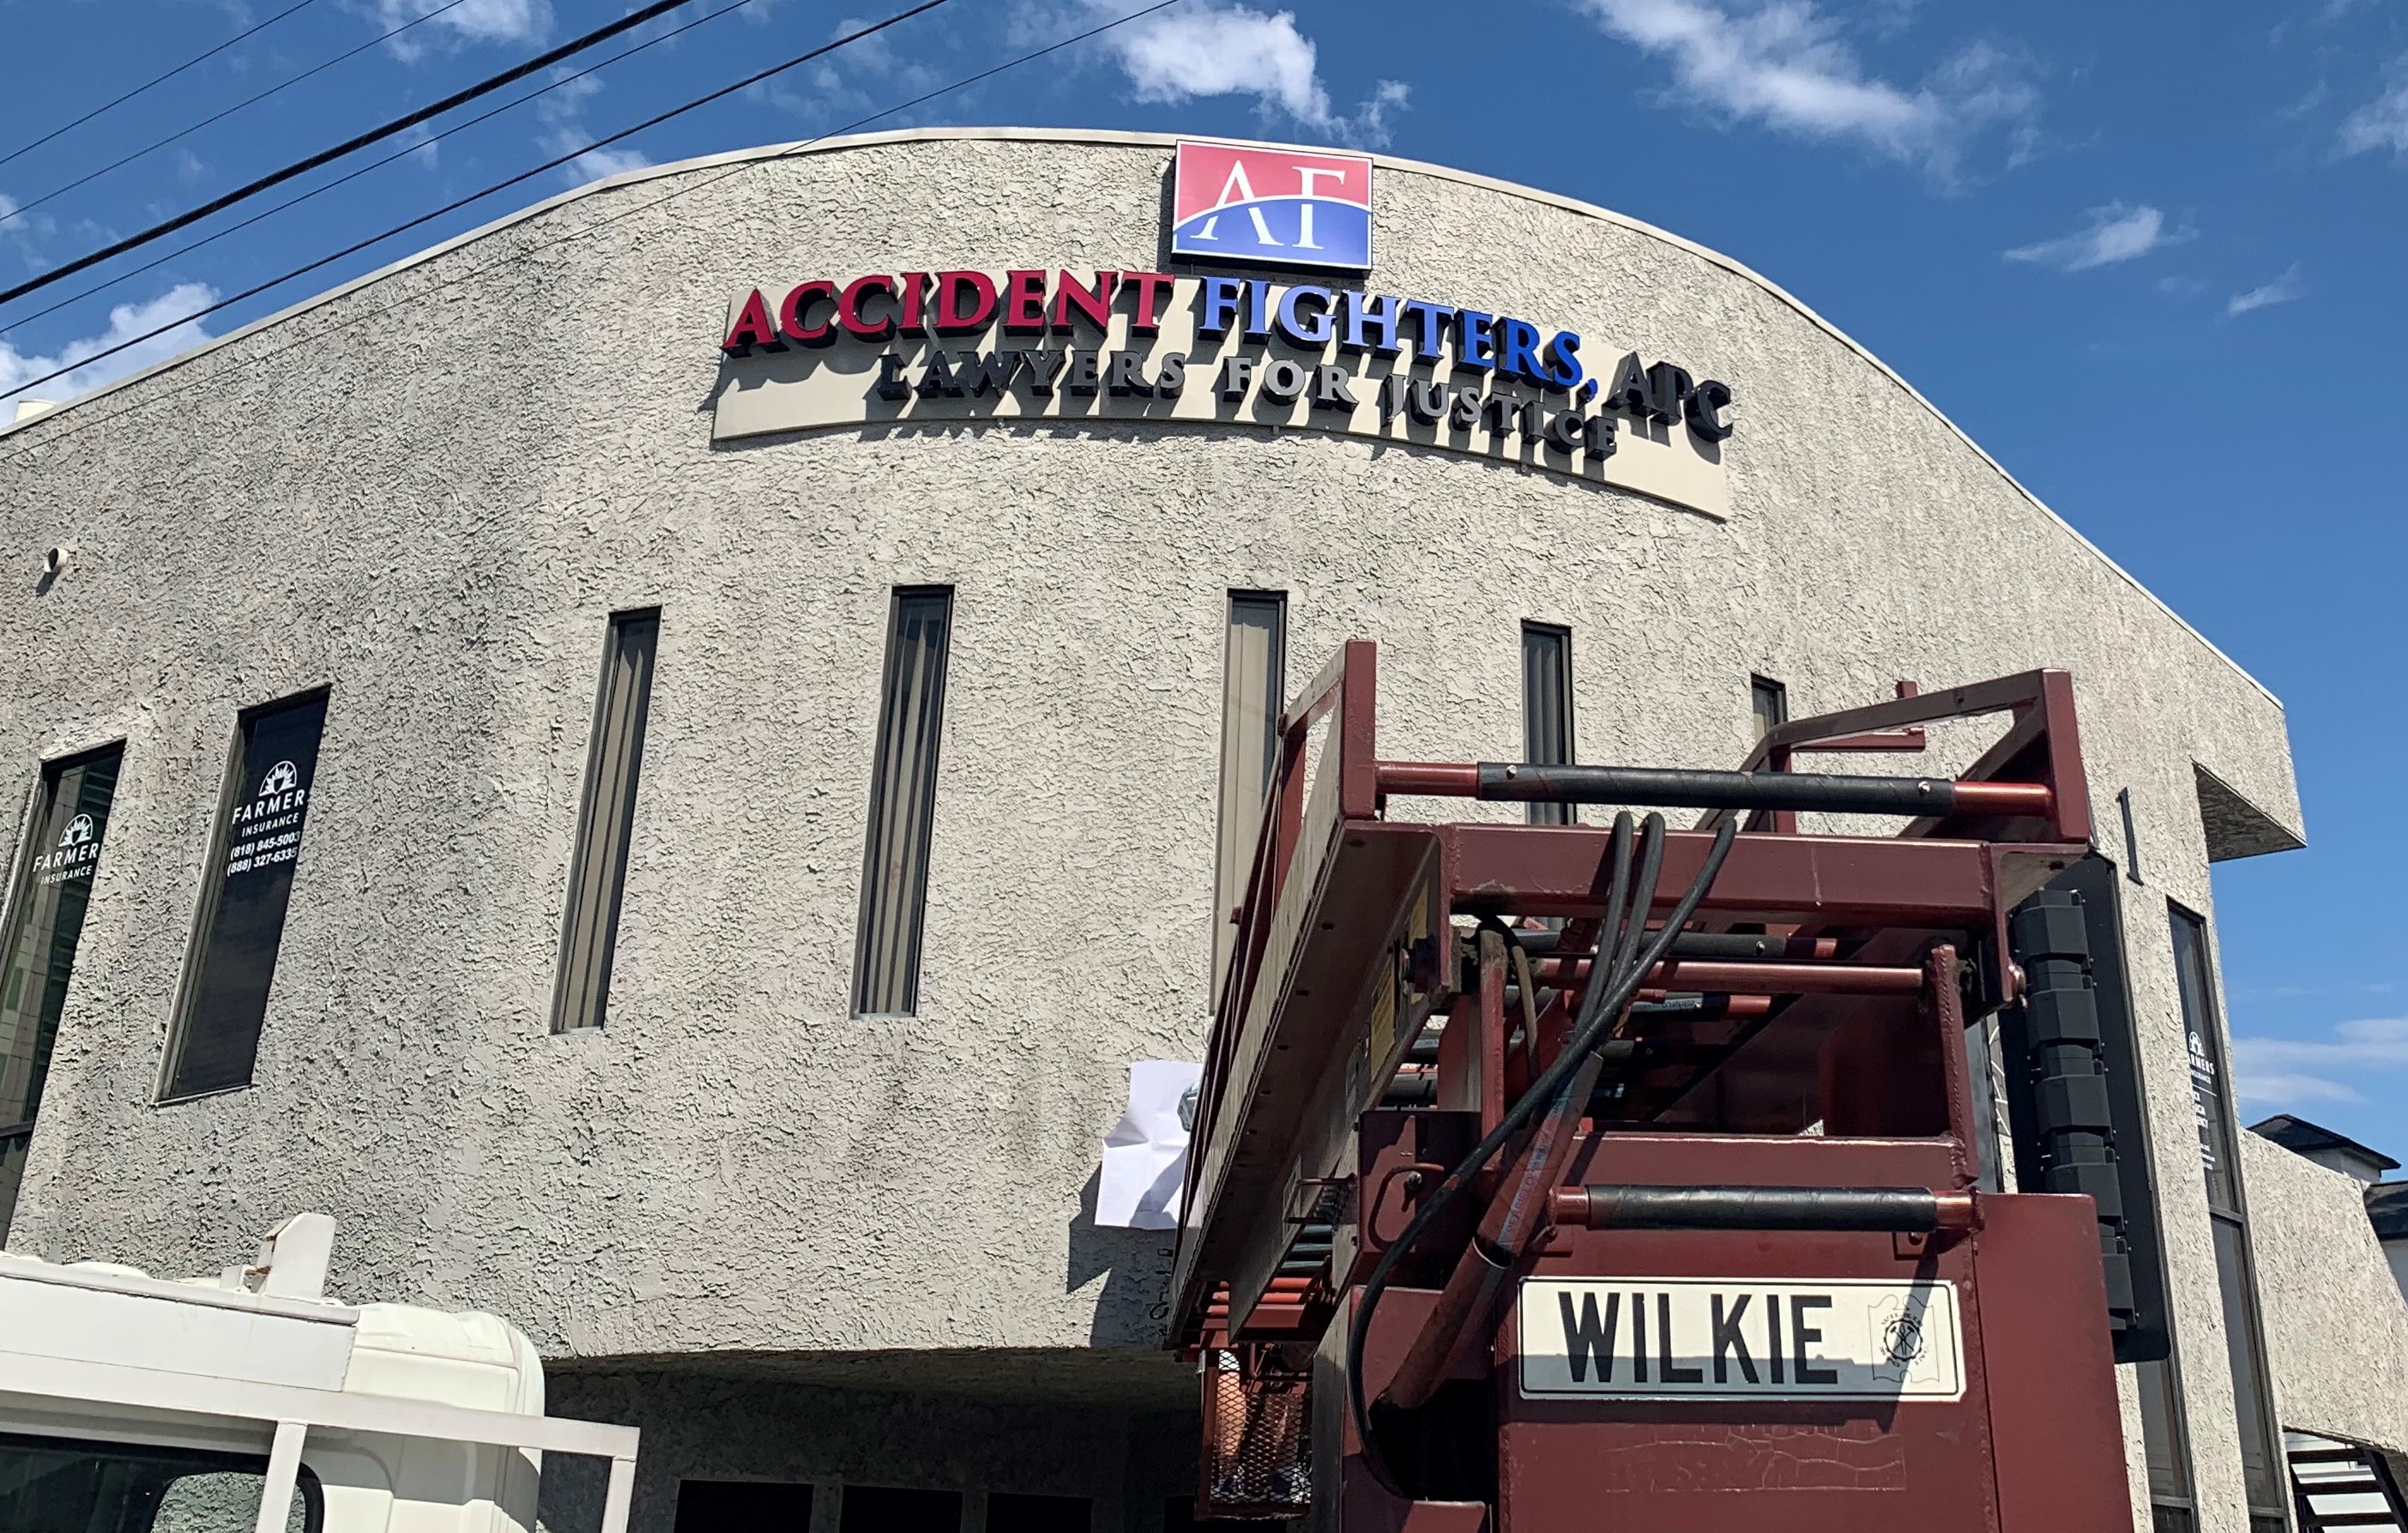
[1518,1277,1964,1402]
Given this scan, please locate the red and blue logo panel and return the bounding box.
[1171,141,1373,271]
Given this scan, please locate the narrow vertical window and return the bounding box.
[1750,673,1788,739]
[1212,593,1286,999]
[552,609,661,1034]
[163,689,330,1100]
[2118,786,2145,884]
[2136,1354,2199,1532]
[853,588,954,1017]
[2170,902,2286,1532]
[0,744,123,1231]
[1520,624,1574,826]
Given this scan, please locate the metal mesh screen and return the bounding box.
[1198,1348,1313,1519]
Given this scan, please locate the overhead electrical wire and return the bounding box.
[0,0,1185,438]
[0,0,954,390]
[0,0,323,170]
[3,0,483,230]
[0,0,713,307]
[3,0,757,335]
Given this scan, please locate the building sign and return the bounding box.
[1170,141,1373,270]
[712,268,1735,519]
[30,812,102,888]
[1518,1277,1964,1403]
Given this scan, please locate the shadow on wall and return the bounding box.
[534,1447,609,1533]
[1067,1167,1179,1349]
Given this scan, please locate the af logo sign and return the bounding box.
[1170,141,1372,271]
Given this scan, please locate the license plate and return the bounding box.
[1518,1277,1964,1402]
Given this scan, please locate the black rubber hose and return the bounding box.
[1346,812,1658,1492]
[1344,813,1736,1494]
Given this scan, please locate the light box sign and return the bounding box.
[1170,141,1373,271]
[713,269,1735,518]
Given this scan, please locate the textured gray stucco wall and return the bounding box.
[0,129,2323,1527]
[2242,1135,2408,1451]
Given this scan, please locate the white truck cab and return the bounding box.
[0,1215,637,1533]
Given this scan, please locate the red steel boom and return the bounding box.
[1169,640,2134,1533]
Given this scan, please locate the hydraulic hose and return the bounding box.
[1344,812,1736,1494]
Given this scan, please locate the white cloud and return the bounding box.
[2226,263,2305,317]
[376,0,552,58]
[2236,1071,2365,1106]
[2004,203,2182,273]
[1089,1,1412,148]
[533,71,651,188]
[2340,56,2408,156]
[2233,1017,2408,1106]
[568,145,652,182]
[0,191,56,271]
[0,283,220,410]
[759,14,947,122]
[1575,0,2038,183]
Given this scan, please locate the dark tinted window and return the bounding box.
[0,1429,319,1533]
[985,1494,1089,1533]
[839,1486,959,1533]
[1749,674,1787,739]
[672,1481,812,1533]
[853,588,954,1017]
[2171,907,2240,1213]
[0,744,122,1230]
[2135,1355,2195,1518]
[1213,592,1286,1000]
[163,690,329,1100]
[2170,902,2286,1520]
[553,609,661,1033]
[1519,624,1573,827]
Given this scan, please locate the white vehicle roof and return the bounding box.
[0,1215,636,1533]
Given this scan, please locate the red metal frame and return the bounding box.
[1174,642,2127,1532]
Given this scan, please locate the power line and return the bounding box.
[0,0,323,171]
[4,0,756,335]
[0,0,964,401]
[0,0,710,308]
[2,0,478,229]
[0,0,1183,424]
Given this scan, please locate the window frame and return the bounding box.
[1519,622,1575,827]
[0,741,125,1125]
[851,586,957,1020]
[160,686,333,1105]
[1212,591,1288,1003]
[1749,673,1789,739]
[0,1426,325,1533]
[550,607,664,1035]
[0,740,127,1234]
[2167,898,2290,1528]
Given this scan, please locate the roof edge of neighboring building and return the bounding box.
[2251,1114,2404,1174]
[0,124,2280,710]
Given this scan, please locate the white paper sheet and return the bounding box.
[1096,1059,1204,1229]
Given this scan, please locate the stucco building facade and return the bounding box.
[0,128,2393,1532]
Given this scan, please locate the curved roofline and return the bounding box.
[0,124,2277,705]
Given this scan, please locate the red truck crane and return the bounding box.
[1169,641,2164,1532]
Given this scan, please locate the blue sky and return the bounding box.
[3,0,2405,1155]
